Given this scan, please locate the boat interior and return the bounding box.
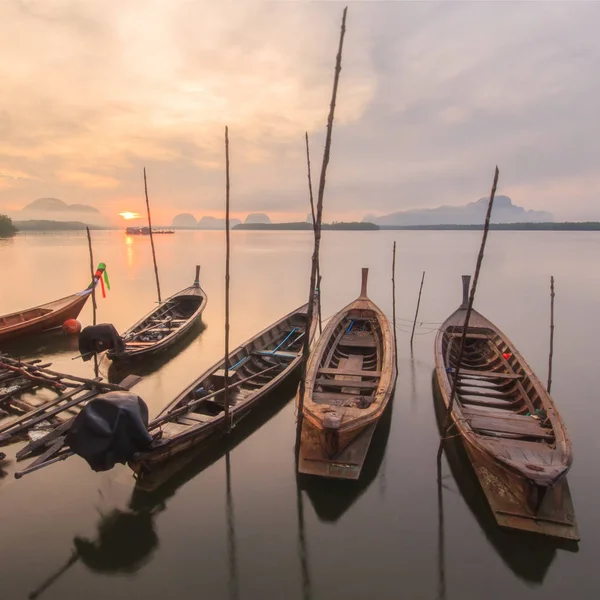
[443,325,555,445]
[313,313,382,410]
[1,307,52,327]
[125,295,205,347]
[153,310,308,437]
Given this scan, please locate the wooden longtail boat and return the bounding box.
[298,268,396,480]
[431,375,576,586]
[128,298,317,478]
[0,264,106,344]
[434,275,578,541]
[81,266,207,364]
[110,265,207,363]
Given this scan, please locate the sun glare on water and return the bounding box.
[119,212,142,220]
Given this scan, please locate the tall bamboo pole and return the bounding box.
[85,227,97,326]
[295,6,348,460]
[85,226,99,377]
[305,132,322,334]
[410,271,426,347]
[548,275,555,393]
[143,167,162,303]
[392,242,398,383]
[437,166,499,462]
[224,126,231,432]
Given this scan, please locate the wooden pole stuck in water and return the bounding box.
[437,166,500,463]
[305,132,322,334]
[85,227,97,327]
[548,275,555,393]
[295,6,348,459]
[392,242,398,382]
[224,126,231,433]
[143,167,162,304]
[410,271,426,347]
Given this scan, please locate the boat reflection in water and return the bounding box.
[104,319,207,384]
[432,371,578,589]
[28,378,297,599]
[0,328,79,361]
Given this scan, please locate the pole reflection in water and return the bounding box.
[225,449,239,600]
[296,481,313,600]
[437,454,446,600]
[431,370,577,587]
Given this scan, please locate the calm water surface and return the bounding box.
[0,230,599,599]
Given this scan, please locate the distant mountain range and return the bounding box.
[22,198,100,213]
[171,212,270,229]
[8,197,109,227]
[364,196,553,226]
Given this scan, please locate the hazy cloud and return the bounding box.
[0,0,598,223]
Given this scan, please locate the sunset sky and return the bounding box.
[1,0,599,224]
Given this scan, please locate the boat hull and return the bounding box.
[129,358,303,476]
[298,417,378,480]
[461,434,579,540]
[0,293,90,343]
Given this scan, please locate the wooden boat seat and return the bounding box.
[458,369,521,380]
[448,332,490,340]
[125,341,156,347]
[318,368,381,378]
[316,378,378,390]
[340,335,377,348]
[459,394,518,409]
[462,405,553,440]
[313,391,364,406]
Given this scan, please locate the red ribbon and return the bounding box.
[100,275,106,298]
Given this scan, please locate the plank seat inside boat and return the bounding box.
[340,334,377,348]
[458,368,521,380]
[459,394,518,409]
[313,391,362,406]
[462,405,553,439]
[448,332,491,340]
[318,368,381,377]
[125,341,156,347]
[176,414,210,426]
[315,378,378,389]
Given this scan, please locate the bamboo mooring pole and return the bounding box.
[410,271,426,347]
[548,275,555,393]
[85,227,97,327]
[392,242,398,383]
[224,126,231,432]
[437,166,500,463]
[295,6,348,462]
[85,226,99,376]
[305,132,322,334]
[143,167,162,304]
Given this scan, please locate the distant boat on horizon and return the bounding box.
[126,226,174,235]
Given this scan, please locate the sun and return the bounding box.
[119,212,142,220]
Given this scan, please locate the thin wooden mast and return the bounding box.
[143,167,162,304]
[295,6,348,459]
[305,132,322,334]
[437,166,500,463]
[224,126,231,432]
